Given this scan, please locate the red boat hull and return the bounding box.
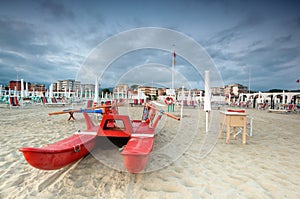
[19,133,96,170]
[121,136,154,173]
[122,154,150,174]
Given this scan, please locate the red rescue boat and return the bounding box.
[19,133,96,170]
[19,103,179,173]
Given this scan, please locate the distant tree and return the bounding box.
[131,84,139,90]
[101,88,110,94]
[268,89,288,92]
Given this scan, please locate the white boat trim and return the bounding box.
[75,131,97,135]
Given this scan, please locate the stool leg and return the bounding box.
[242,125,246,144]
[233,127,236,139]
[226,124,230,144]
[219,122,223,138]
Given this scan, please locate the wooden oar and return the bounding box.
[48,105,111,116]
[147,104,180,121]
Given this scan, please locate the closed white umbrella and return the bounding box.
[93,77,99,106]
[49,84,53,98]
[14,86,17,97]
[25,82,29,97]
[204,70,211,133]
[21,79,24,98]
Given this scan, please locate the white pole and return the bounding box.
[171,49,175,89]
[94,77,99,103]
[181,86,184,120]
[204,71,211,133]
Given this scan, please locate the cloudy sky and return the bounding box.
[0,0,299,91]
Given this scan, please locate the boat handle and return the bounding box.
[73,145,81,153]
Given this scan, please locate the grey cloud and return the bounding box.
[275,35,292,43]
[39,0,74,20]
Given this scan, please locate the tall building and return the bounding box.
[30,83,46,92]
[211,86,225,95]
[8,80,31,91]
[114,84,129,92]
[138,86,157,96]
[61,79,75,92]
[224,83,248,96]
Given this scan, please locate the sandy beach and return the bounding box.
[0,104,299,198]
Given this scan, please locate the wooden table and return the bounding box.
[219,111,247,144]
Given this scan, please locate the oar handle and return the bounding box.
[48,105,111,116]
[160,110,180,121]
[86,105,112,110]
[48,109,79,115]
[147,104,180,121]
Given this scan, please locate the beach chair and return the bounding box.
[259,102,268,110]
[286,104,297,113]
[41,96,48,105]
[86,100,93,108]
[42,97,67,107]
[9,96,20,109]
[21,97,33,108]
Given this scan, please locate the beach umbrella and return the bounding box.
[181,86,184,119]
[187,89,191,106]
[14,86,17,97]
[204,70,211,133]
[25,82,29,97]
[64,88,67,98]
[21,79,24,98]
[49,84,53,98]
[93,77,99,107]
[282,90,285,104]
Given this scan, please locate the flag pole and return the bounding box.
[171,46,175,90]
